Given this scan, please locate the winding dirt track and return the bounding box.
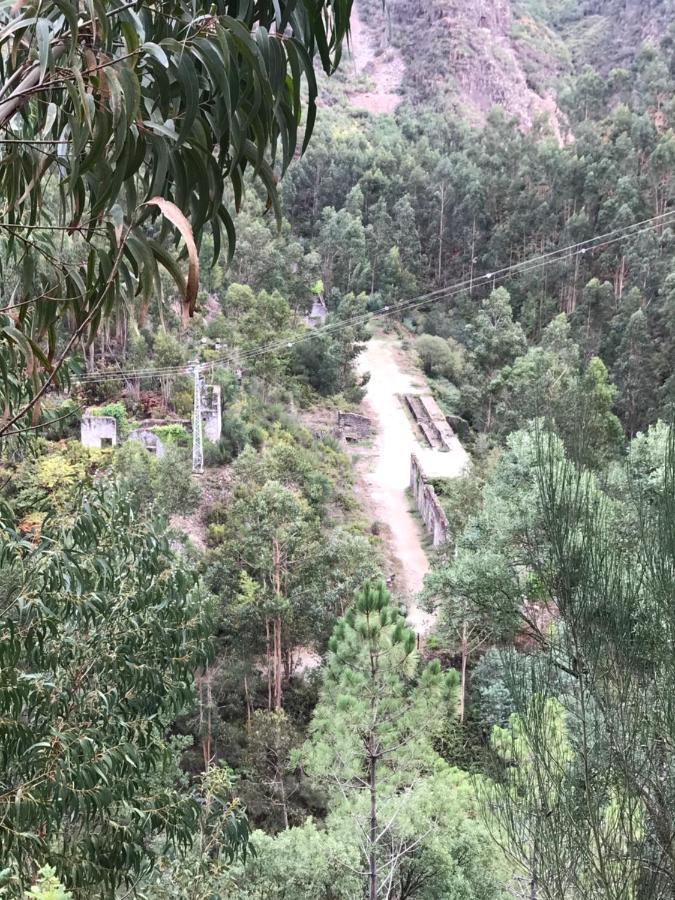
[355,335,468,635]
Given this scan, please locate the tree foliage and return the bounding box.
[0,484,215,896]
[445,425,675,898]
[307,580,463,900]
[0,0,353,431]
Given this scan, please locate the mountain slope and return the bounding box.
[357,0,673,129]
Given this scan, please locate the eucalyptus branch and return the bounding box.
[0,222,133,436]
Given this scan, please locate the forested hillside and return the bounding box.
[0,0,673,896]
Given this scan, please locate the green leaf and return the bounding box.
[105,66,123,130]
[176,54,199,147]
[142,40,169,68]
[41,101,58,137]
[241,139,281,229]
[118,66,140,122]
[52,0,79,57]
[36,19,50,84]
[218,205,236,264]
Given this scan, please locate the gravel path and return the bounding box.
[356,334,468,635]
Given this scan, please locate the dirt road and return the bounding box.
[355,335,468,634]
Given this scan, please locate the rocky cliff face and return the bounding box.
[440,0,563,129]
[362,0,672,130]
[375,0,567,133]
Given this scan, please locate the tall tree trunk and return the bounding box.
[200,676,213,771]
[273,537,283,710]
[244,674,252,735]
[205,679,213,769]
[437,183,446,284]
[312,168,321,227]
[614,255,626,301]
[529,826,539,899]
[569,252,580,313]
[266,618,272,711]
[459,619,468,724]
[369,737,377,900]
[81,338,93,374]
[274,616,282,711]
[469,217,476,295]
[368,637,378,900]
[278,770,289,830]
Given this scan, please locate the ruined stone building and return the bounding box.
[410,454,449,548]
[80,384,222,455]
[127,427,166,458]
[80,413,118,449]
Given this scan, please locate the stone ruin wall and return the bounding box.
[337,411,372,442]
[81,414,118,448]
[203,384,222,443]
[410,453,449,548]
[404,393,456,451]
[80,381,222,454]
[127,428,166,458]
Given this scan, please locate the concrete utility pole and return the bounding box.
[192,362,204,474]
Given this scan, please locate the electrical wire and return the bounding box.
[5,207,670,442]
[71,208,675,386]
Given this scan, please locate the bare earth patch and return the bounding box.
[169,468,231,554]
[351,334,468,635]
[345,0,404,115]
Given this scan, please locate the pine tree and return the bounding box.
[307,580,458,900]
[452,425,675,897]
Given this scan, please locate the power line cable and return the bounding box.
[230,211,675,364]
[71,209,675,386]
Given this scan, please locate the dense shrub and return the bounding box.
[416,335,464,382]
[113,443,200,515]
[154,447,201,514]
[151,424,189,447]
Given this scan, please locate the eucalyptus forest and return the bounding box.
[0,0,674,897]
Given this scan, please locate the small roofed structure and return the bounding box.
[305,296,328,328]
[81,411,117,448]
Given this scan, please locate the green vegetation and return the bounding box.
[1,0,675,896]
[441,425,675,896]
[0,0,352,433]
[0,486,218,895]
[150,423,189,446]
[90,402,130,437]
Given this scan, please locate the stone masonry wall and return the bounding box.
[404,393,456,451]
[128,428,166,458]
[338,411,372,442]
[410,454,449,547]
[203,385,222,443]
[81,414,117,448]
